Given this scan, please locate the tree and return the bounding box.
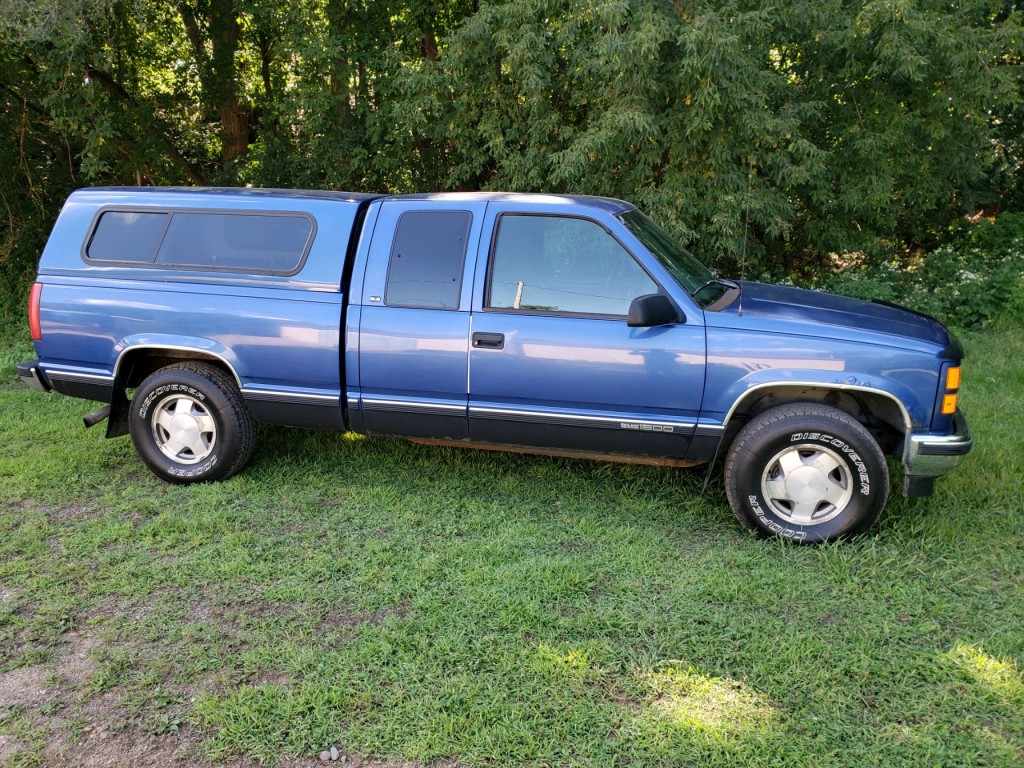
[398,0,1022,271]
[1,0,1022,308]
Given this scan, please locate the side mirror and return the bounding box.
[627,293,681,327]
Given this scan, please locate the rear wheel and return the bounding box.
[129,362,256,483]
[724,403,889,543]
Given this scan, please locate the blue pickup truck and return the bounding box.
[17,187,972,542]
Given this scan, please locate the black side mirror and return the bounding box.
[627,293,681,327]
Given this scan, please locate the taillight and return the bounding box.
[28,282,42,341]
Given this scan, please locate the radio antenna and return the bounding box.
[699,159,753,495]
[738,156,753,317]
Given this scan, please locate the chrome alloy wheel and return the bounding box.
[150,394,217,464]
[759,443,853,526]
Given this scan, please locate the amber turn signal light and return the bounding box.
[945,366,961,391]
[941,393,958,415]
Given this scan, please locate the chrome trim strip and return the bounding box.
[720,381,914,431]
[694,424,726,437]
[44,369,114,383]
[363,398,466,414]
[242,388,340,405]
[113,344,242,388]
[471,405,694,432]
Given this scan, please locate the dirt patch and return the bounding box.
[246,669,292,687]
[3,617,99,702]
[42,724,207,767]
[40,725,272,767]
[279,756,465,768]
[188,598,236,632]
[0,627,228,767]
[48,504,98,524]
[0,733,27,764]
[0,604,443,767]
[0,664,51,710]
[324,601,411,631]
[57,631,102,685]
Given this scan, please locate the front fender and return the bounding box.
[702,327,939,429]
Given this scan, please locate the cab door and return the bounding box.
[467,208,706,457]
[356,200,487,440]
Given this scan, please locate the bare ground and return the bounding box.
[0,628,448,768]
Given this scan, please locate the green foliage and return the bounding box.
[402,0,819,270]
[398,0,1023,273]
[1,0,1023,306]
[822,212,1024,329]
[0,47,78,320]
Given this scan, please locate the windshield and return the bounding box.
[618,209,714,295]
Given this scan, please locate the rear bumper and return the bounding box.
[16,360,51,393]
[904,409,973,479]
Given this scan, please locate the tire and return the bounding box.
[724,403,889,543]
[129,362,256,484]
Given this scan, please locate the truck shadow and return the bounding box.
[249,423,731,539]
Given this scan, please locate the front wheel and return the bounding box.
[724,403,889,543]
[129,362,256,483]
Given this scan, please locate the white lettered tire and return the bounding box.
[129,362,256,484]
[724,404,889,543]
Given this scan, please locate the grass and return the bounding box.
[1,317,1022,767]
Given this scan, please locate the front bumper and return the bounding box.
[16,360,51,393]
[904,408,973,486]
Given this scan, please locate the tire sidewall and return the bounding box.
[130,371,237,483]
[731,414,888,542]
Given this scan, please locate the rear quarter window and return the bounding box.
[84,208,316,275]
[85,211,169,263]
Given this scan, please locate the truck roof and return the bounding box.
[73,187,381,204]
[70,187,635,214]
[385,191,635,214]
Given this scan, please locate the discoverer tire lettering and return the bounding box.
[724,403,889,544]
[129,362,256,484]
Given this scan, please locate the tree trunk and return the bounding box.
[209,0,248,168]
[179,0,251,171]
[326,0,351,133]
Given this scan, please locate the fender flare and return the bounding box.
[112,335,245,389]
[720,379,915,433]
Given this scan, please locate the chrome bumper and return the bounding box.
[905,409,973,478]
[16,360,51,393]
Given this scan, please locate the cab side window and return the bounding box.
[487,215,657,316]
[384,210,472,310]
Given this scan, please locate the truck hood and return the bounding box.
[711,281,957,354]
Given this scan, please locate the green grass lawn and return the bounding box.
[1,319,1022,767]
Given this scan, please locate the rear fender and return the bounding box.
[113,335,244,389]
[105,336,244,438]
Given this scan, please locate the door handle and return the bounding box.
[472,332,505,350]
